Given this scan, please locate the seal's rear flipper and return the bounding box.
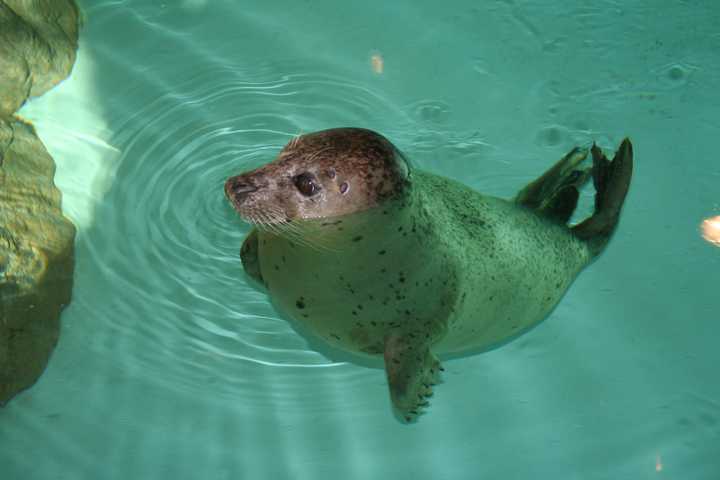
[539,181,583,224]
[515,147,591,223]
[383,333,443,423]
[572,139,633,257]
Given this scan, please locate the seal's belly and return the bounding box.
[257,230,453,357]
[434,204,590,354]
[435,275,571,354]
[253,184,589,358]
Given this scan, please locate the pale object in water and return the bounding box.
[701,215,720,247]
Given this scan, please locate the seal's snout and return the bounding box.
[225,176,258,203]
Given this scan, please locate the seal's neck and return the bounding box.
[256,185,454,331]
[288,191,419,253]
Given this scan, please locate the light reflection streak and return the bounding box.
[701,215,720,246]
[370,52,384,74]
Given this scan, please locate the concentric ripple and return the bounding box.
[73,61,414,403]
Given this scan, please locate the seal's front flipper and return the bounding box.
[572,139,633,257]
[240,228,265,287]
[383,333,443,423]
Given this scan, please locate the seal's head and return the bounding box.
[225,128,410,225]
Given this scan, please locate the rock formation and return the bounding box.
[0,0,79,405]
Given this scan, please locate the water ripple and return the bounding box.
[77,64,406,403]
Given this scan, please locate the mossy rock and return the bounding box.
[0,0,81,116]
[0,118,76,405]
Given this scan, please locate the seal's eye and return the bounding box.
[293,172,320,196]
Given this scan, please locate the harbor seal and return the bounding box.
[225,128,633,422]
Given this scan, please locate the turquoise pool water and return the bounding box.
[2,1,719,478]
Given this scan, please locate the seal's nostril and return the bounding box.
[232,183,258,195]
[225,177,258,199]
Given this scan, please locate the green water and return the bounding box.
[2,1,719,478]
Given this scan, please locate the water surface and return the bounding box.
[2,1,719,478]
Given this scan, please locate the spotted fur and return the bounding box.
[226,128,633,422]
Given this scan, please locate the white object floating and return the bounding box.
[701,215,720,247]
[370,53,384,74]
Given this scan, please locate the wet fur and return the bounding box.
[226,128,633,422]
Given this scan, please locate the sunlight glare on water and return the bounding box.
[701,215,720,247]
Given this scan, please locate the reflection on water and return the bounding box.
[701,215,720,247]
[370,52,384,74]
[82,69,412,378]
